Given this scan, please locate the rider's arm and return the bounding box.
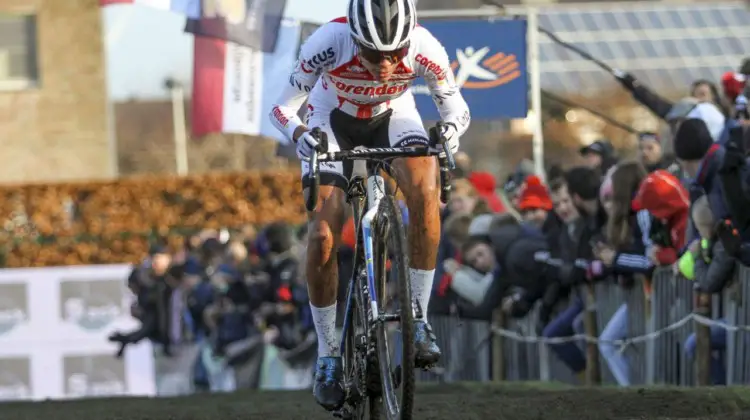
[415,29,471,137]
[269,25,336,142]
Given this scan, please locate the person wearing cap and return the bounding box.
[579,139,618,176]
[502,159,535,211]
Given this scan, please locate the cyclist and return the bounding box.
[269,0,470,411]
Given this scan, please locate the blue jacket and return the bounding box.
[689,121,750,264]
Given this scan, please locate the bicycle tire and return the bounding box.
[344,258,382,418]
[343,285,366,420]
[373,195,415,420]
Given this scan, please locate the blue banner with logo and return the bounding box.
[411,19,528,120]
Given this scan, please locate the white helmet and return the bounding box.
[347,0,417,52]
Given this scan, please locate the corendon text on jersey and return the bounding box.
[332,80,409,96]
[415,54,446,80]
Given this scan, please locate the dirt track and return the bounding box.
[2,383,750,420]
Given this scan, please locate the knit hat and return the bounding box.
[517,175,553,211]
[673,118,714,161]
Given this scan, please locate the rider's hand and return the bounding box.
[295,130,321,161]
[439,122,459,154]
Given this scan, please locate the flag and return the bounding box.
[99,0,200,17]
[185,0,288,53]
[191,19,301,138]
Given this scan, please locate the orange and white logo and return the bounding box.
[451,46,520,89]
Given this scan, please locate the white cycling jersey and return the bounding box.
[269,17,470,142]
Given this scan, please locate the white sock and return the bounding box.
[310,302,340,357]
[409,268,435,320]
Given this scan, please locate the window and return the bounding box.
[0,14,38,90]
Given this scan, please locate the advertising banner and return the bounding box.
[411,19,528,120]
[0,265,156,401]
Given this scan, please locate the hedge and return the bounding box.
[0,170,306,267]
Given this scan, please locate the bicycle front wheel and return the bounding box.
[373,196,415,420]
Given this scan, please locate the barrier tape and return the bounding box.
[490,313,737,351]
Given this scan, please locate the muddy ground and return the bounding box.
[2,383,750,420]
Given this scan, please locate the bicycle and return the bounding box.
[305,123,455,420]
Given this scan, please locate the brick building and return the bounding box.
[0,0,112,184]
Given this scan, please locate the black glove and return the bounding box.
[613,69,636,90]
[716,219,742,257]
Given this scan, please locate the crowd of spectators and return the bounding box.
[432,58,750,387]
[108,223,316,393]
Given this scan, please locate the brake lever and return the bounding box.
[432,122,454,204]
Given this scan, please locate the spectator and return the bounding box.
[614,69,727,135]
[484,213,559,324]
[431,212,474,317]
[447,178,492,217]
[452,151,472,179]
[448,235,497,317]
[447,213,553,321]
[691,79,729,117]
[111,245,183,357]
[467,171,506,213]
[565,166,606,231]
[666,100,726,142]
[721,71,746,105]
[579,140,618,176]
[637,132,680,176]
[633,170,690,267]
[502,159,535,211]
[680,195,731,385]
[591,161,650,387]
[537,176,590,382]
[516,175,553,230]
[673,119,715,185]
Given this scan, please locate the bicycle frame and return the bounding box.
[339,160,386,353]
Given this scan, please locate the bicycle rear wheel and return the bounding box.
[373,196,415,420]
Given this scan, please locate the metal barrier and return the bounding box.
[422,264,750,387]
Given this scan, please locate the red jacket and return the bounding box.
[632,170,690,265]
